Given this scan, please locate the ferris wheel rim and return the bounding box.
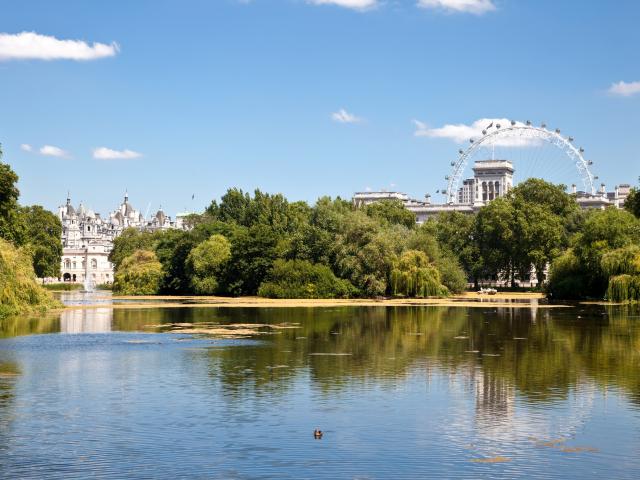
[445,122,596,204]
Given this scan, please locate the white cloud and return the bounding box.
[608,80,640,97]
[414,118,537,147]
[20,143,33,152]
[417,0,496,14]
[0,31,119,62]
[93,147,142,160]
[308,0,378,11]
[332,108,363,123]
[39,145,69,158]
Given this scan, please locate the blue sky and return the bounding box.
[1,0,638,216]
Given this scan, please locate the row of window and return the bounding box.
[63,259,99,269]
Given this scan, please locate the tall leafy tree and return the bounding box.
[187,234,232,294]
[20,206,63,279]
[624,179,640,218]
[0,147,23,244]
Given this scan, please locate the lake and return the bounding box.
[1,293,639,479]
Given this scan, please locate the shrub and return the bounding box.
[258,259,355,299]
[113,249,163,295]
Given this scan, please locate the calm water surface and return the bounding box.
[1,293,639,479]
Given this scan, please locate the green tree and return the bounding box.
[512,203,565,285]
[258,259,355,298]
[20,206,63,279]
[187,234,232,294]
[546,249,587,300]
[474,197,516,284]
[333,212,406,296]
[624,180,640,218]
[390,250,446,297]
[365,200,416,229]
[222,224,283,296]
[428,212,482,287]
[0,149,24,244]
[112,249,163,295]
[154,229,197,294]
[109,228,157,270]
[508,178,578,218]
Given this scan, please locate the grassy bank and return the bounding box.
[42,282,83,291]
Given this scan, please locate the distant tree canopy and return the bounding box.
[110,188,463,298]
[104,178,639,302]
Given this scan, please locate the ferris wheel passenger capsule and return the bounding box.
[482,130,487,135]
[458,149,464,154]
[496,124,501,129]
[569,137,574,142]
[526,120,532,125]
[588,160,593,165]
[470,139,474,143]
[555,128,561,133]
[579,147,585,153]
[445,176,450,180]
[511,120,516,126]
[451,161,456,166]
[541,123,547,128]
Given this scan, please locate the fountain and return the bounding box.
[82,259,95,293]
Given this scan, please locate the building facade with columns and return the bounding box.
[353,159,632,224]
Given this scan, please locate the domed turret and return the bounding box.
[155,207,167,226]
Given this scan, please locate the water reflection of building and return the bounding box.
[473,372,515,429]
[60,308,113,334]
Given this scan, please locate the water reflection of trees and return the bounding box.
[1,303,639,407]
[199,305,640,407]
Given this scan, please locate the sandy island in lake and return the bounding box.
[63,291,570,311]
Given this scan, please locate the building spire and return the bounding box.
[66,190,71,205]
[124,189,129,202]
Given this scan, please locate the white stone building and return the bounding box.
[58,193,183,284]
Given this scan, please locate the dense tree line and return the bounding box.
[110,178,640,301]
[110,189,466,297]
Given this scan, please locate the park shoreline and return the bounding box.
[63,291,569,310]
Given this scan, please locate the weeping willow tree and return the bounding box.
[390,250,447,298]
[602,245,640,302]
[0,238,60,318]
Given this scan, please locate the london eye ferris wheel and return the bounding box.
[444,120,597,205]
